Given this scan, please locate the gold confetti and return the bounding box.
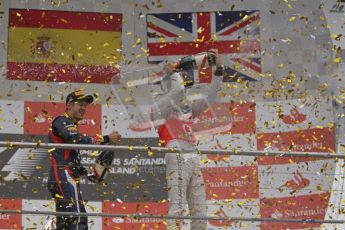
[133,182,140,190]
[289,16,296,22]
[333,57,341,63]
[48,148,56,152]
[55,194,63,199]
[278,63,284,68]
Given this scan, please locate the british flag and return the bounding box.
[147,11,261,82]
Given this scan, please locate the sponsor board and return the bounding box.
[202,166,259,200]
[0,134,167,202]
[0,199,22,229]
[256,96,333,133]
[260,193,330,229]
[24,101,101,135]
[193,102,256,137]
[206,199,260,229]
[102,202,168,229]
[259,159,335,198]
[256,127,335,165]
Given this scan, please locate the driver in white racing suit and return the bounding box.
[129,50,226,229]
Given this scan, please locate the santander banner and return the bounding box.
[200,95,335,229]
[193,101,256,137]
[202,166,259,200]
[102,202,168,229]
[24,101,102,135]
[0,199,22,229]
[260,193,330,229]
[256,127,335,165]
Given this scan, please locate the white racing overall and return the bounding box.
[151,70,222,229]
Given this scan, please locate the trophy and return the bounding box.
[88,151,115,184]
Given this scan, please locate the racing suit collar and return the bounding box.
[64,113,79,125]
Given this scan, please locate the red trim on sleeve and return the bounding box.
[50,157,65,198]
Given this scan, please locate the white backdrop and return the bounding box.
[0,0,344,229]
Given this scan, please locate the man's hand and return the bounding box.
[78,166,89,176]
[109,131,121,145]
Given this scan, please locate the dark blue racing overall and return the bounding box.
[47,113,109,230]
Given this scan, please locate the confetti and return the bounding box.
[48,148,56,152]
[289,16,296,22]
[333,57,341,63]
[0,5,342,229]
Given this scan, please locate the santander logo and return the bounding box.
[282,106,306,124]
[34,113,53,123]
[270,208,326,218]
[34,113,48,123]
[78,119,96,126]
[271,210,283,218]
[209,207,232,227]
[112,217,125,224]
[278,170,310,191]
[33,113,94,126]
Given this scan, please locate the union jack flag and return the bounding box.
[147,11,261,82]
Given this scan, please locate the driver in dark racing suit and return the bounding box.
[47,91,121,230]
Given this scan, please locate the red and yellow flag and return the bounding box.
[8,9,122,83]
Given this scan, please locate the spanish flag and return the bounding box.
[8,9,122,83]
